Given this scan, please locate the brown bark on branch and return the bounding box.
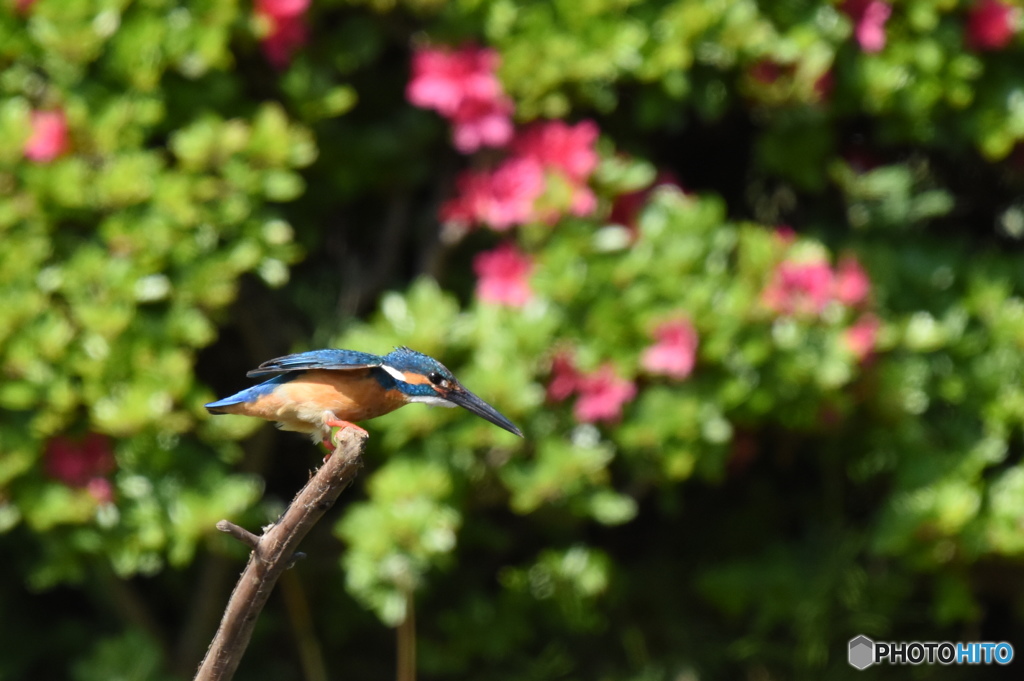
[194,429,367,681]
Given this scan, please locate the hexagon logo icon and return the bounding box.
[849,635,875,670]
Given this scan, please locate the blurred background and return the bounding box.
[3,0,1024,679]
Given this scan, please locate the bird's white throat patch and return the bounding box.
[408,394,456,408]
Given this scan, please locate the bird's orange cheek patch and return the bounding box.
[401,373,433,386]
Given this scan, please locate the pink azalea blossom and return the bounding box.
[842,0,892,53]
[86,478,115,504]
[844,314,881,361]
[473,242,533,307]
[568,185,598,217]
[505,119,601,221]
[407,46,503,116]
[441,157,545,230]
[260,17,307,68]
[641,318,699,380]
[547,351,581,402]
[833,257,871,306]
[966,0,1018,51]
[24,110,69,163]
[762,258,835,316]
[512,120,599,182]
[427,85,601,225]
[450,95,515,153]
[407,45,514,152]
[259,0,310,18]
[44,433,116,502]
[573,364,637,424]
[255,0,309,69]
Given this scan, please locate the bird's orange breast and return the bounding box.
[219,369,407,433]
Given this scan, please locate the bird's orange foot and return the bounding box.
[320,419,369,460]
[325,418,369,437]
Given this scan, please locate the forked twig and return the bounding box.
[194,429,366,681]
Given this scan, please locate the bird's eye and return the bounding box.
[428,372,445,385]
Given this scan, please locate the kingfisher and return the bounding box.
[205,346,523,448]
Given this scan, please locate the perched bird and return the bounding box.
[205,346,523,448]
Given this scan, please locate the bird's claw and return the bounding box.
[321,422,368,460]
[320,436,334,461]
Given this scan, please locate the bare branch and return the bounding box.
[194,429,366,681]
[215,520,259,550]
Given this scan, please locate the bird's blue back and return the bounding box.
[247,349,383,377]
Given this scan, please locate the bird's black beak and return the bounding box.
[446,385,523,437]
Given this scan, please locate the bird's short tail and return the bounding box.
[204,397,239,414]
[205,374,296,414]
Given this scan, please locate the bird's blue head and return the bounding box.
[378,347,522,437]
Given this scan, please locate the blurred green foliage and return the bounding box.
[3,0,1024,680]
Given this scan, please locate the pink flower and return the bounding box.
[24,110,69,163]
[258,0,309,17]
[966,0,1018,51]
[762,259,835,316]
[255,0,309,69]
[86,478,115,504]
[408,46,503,116]
[407,45,514,152]
[844,314,881,361]
[842,0,892,53]
[450,95,515,153]
[473,242,533,307]
[568,185,598,218]
[431,96,602,225]
[512,120,599,182]
[15,0,37,13]
[764,254,873,317]
[833,257,871,306]
[574,364,637,424]
[44,434,116,502]
[505,119,601,221]
[641,318,699,380]
[547,351,582,402]
[441,157,545,230]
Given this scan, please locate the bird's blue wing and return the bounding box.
[246,349,383,378]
